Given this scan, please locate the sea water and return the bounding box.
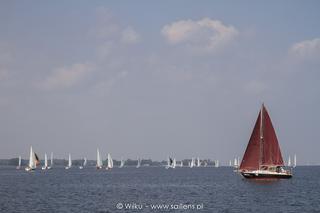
[0,166,319,213]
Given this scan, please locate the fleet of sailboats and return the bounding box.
[17,104,297,178]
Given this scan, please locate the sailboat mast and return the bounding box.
[259,104,264,169]
[45,153,48,167]
[51,152,53,166]
[29,146,33,168]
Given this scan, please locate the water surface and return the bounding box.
[0,166,319,212]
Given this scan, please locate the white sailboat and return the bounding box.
[190,158,195,168]
[215,160,219,168]
[293,154,297,168]
[25,146,38,171]
[165,157,174,169]
[172,158,176,169]
[136,157,141,168]
[42,153,49,170]
[65,154,72,169]
[179,161,183,167]
[204,161,208,167]
[16,156,21,169]
[165,157,171,169]
[96,149,103,169]
[47,152,53,169]
[234,157,238,168]
[119,157,125,168]
[106,153,113,170]
[288,156,291,167]
[197,157,201,167]
[79,157,87,169]
[229,160,232,167]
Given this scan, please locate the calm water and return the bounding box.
[0,166,319,213]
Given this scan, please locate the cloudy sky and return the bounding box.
[1,1,320,164]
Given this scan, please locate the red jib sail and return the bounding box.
[240,104,284,171]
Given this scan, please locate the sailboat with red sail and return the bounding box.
[239,104,292,179]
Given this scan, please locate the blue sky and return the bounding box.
[1,1,320,164]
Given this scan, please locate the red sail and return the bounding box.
[261,106,284,166]
[240,104,284,171]
[239,111,261,170]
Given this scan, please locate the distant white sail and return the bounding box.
[288,156,291,167]
[197,157,201,167]
[119,157,125,168]
[165,157,171,169]
[293,154,297,168]
[180,161,183,167]
[45,153,48,168]
[96,149,103,169]
[106,153,113,169]
[65,154,72,169]
[229,160,232,167]
[42,153,49,170]
[204,161,208,167]
[234,158,238,168]
[172,158,176,169]
[215,160,219,168]
[29,146,35,169]
[49,152,53,169]
[79,157,87,169]
[84,157,87,167]
[190,158,195,168]
[25,146,37,171]
[166,157,175,169]
[136,157,141,168]
[16,156,21,169]
[68,154,72,167]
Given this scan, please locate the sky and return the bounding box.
[1,1,320,164]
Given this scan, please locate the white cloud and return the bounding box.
[93,7,140,46]
[40,63,94,90]
[121,27,140,44]
[289,38,320,60]
[161,18,238,52]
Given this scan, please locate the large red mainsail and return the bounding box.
[240,104,284,171]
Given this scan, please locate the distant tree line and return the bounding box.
[0,158,218,166]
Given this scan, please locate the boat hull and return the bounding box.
[241,171,292,179]
[25,167,35,172]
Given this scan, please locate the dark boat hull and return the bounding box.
[241,172,292,179]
